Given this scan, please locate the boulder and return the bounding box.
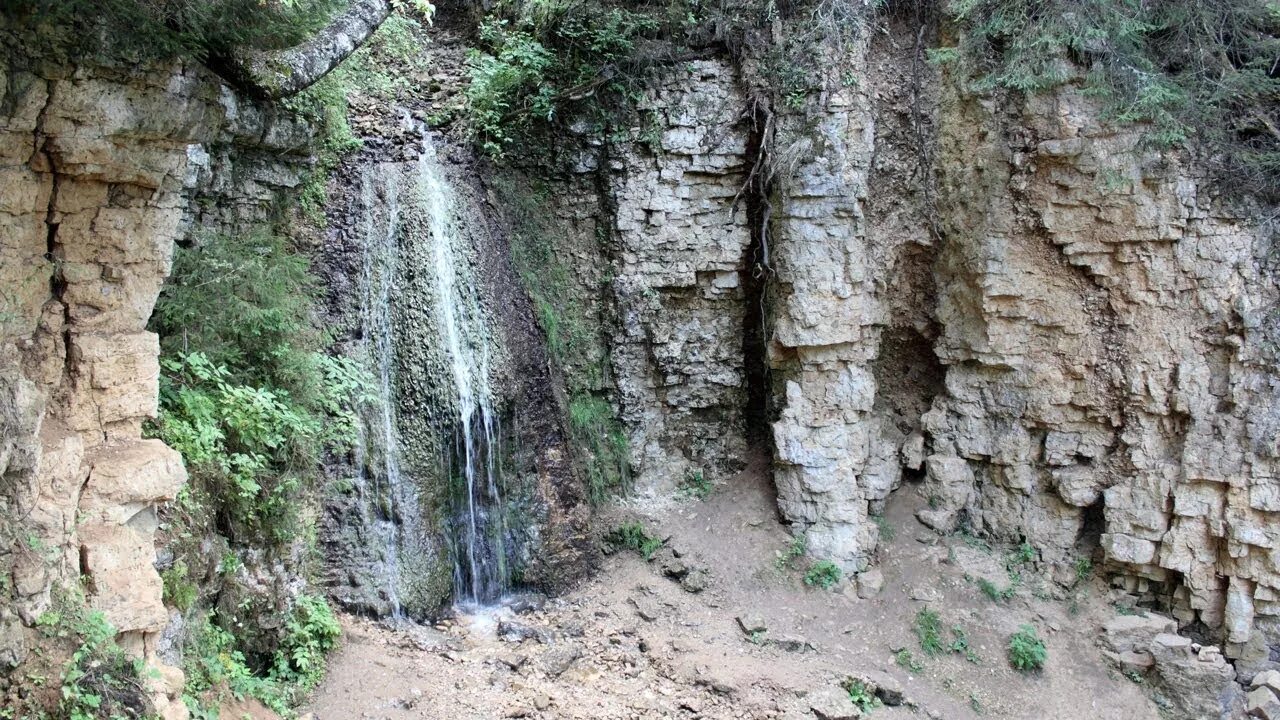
[1100,612,1176,653]
[808,687,861,720]
[1248,687,1280,720]
[1148,633,1245,720]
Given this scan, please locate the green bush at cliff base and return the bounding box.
[935,0,1280,202]
[803,560,842,589]
[31,590,151,720]
[149,231,372,540]
[1007,624,1047,672]
[149,231,364,717]
[182,594,341,718]
[606,522,664,559]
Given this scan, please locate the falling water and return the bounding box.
[350,124,511,615]
[412,134,510,608]
[354,162,408,618]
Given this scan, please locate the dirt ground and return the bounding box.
[305,460,1159,720]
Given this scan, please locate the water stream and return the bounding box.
[412,135,510,607]
[354,161,409,618]
[352,126,510,616]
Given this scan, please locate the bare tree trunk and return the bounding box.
[214,0,391,99]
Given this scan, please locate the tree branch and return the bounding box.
[213,0,391,100]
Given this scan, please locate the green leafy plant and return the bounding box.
[3,0,345,62]
[895,648,923,672]
[1007,624,1047,672]
[939,0,1280,202]
[272,595,342,688]
[803,560,842,590]
[679,468,713,500]
[183,594,341,717]
[948,626,981,663]
[606,522,664,559]
[871,514,895,542]
[977,577,1015,602]
[842,678,882,712]
[776,534,808,571]
[463,5,660,155]
[1074,557,1093,585]
[162,561,198,612]
[34,590,151,720]
[568,394,630,504]
[914,608,945,656]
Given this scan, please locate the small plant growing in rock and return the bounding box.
[606,522,664,559]
[775,534,807,571]
[977,577,1014,602]
[871,514,895,542]
[842,678,882,712]
[948,626,981,664]
[895,648,923,672]
[679,468,712,500]
[915,608,945,656]
[1009,542,1037,567]
[803,560,842,589]
[1073,557,1093,585]
[1007,625,1047,673]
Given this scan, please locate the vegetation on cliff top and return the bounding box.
[935,0,1280,202]
[2,0,346,60]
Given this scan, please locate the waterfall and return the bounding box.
[350,125,512,616]
[411,135,510,607]
[354,162,410,618]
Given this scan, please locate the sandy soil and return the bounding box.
[305,460,1159,720]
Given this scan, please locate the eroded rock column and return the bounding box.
[1,59,221,718]
[607,60,754,492]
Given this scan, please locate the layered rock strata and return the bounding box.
[0,59,226,718]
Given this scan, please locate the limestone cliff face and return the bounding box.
[0,49,316,715]
[606,60,754,492]
[2,9,1279,715]
[0,58,220,717]
[924,81,1280,663]
[558,18,1279,662]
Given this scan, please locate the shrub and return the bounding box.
[463,5,660,155]
[272,595,342,688]
[977,577,1014,602]
[776,534,808,571]
[161,561,198,612]
[3,0,344,61]
[895,648,923,672]
[150,232,373,541]
[33,590,150,720]
[606,522,664,559]
[183,594,341,716]
[1074,557,1093,584]
[803,560,842,590]
[1007,624,1047,672]
[914,607,945,656]
[842,678,882,712]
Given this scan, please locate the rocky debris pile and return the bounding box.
[734,615,816,654]
[1100,612,1245,719]
[1247,671,1280,719]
